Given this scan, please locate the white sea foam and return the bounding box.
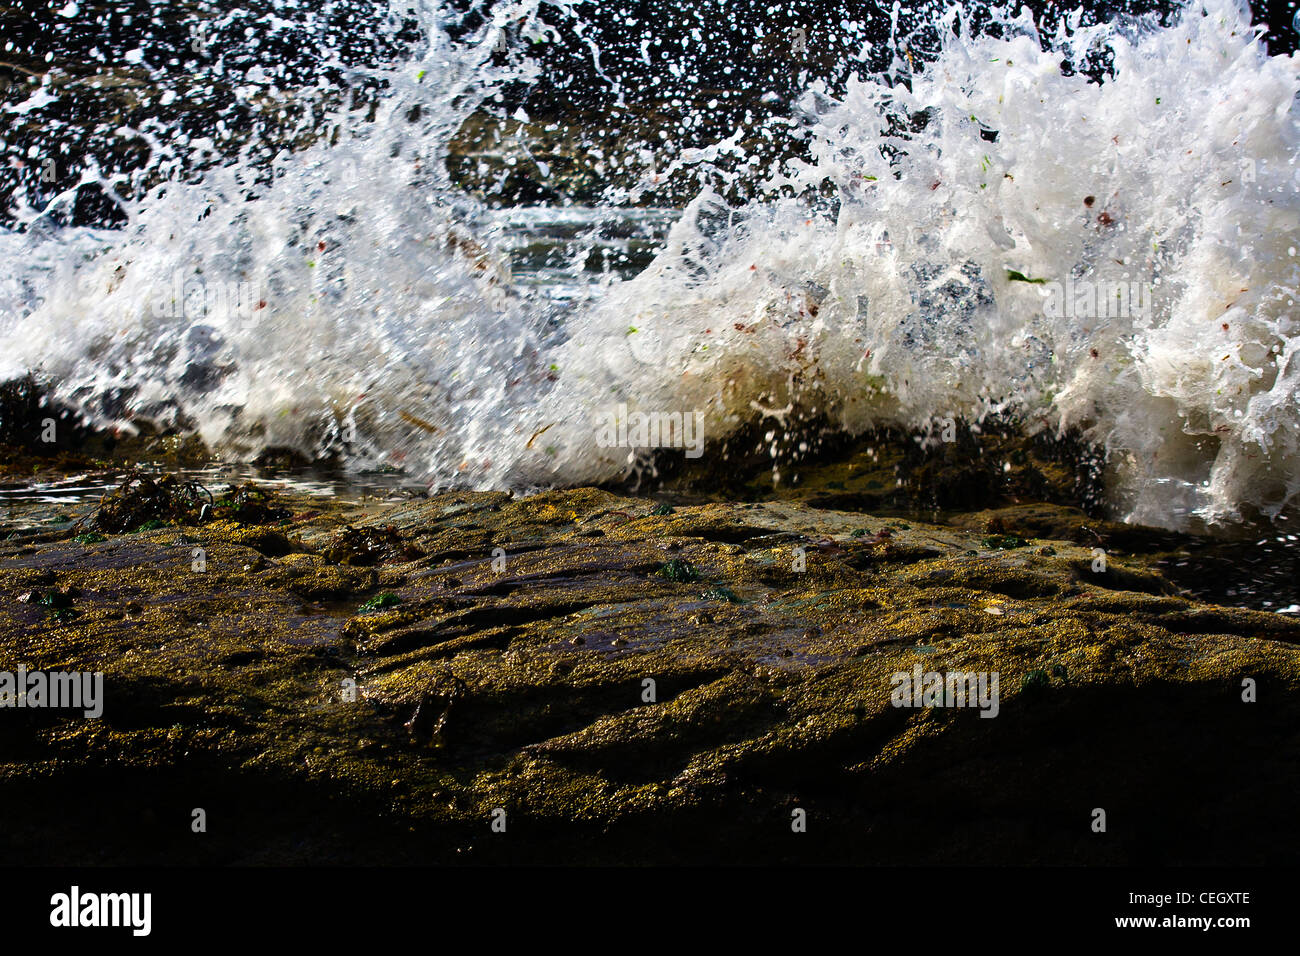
[2,0,1297,530]
[529,0,1300,528]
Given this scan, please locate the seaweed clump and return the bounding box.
[88,474,213,533]
[87,473,290,533]
[213,484,291,525]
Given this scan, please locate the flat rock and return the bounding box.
[1,483,1297,864]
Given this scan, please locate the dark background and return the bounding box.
[0,1,1293,222]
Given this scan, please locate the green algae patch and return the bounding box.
[699,586,743,603]
[359,592,402,613]
[657,558,701,582]
[1020,668,1052,694]
[982,534,1027,550]
[19,588,79,621]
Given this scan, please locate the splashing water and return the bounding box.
[2,0,1298,531]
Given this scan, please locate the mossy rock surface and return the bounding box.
[1,481,1298,864]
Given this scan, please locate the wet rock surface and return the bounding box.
[1,477,1298,864]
